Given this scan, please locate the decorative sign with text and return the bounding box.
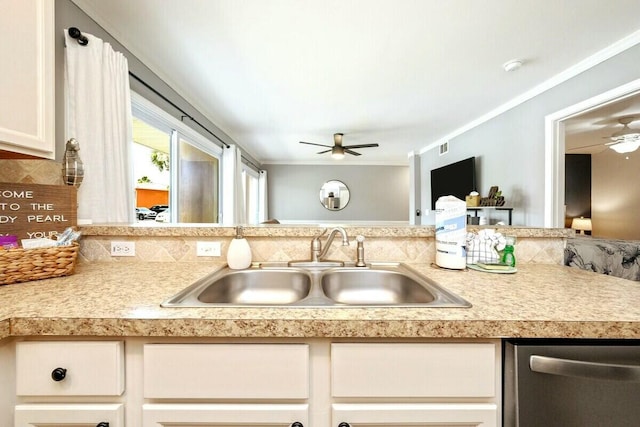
[0,183,77,240]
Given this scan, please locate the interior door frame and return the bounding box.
[544,78,640,227]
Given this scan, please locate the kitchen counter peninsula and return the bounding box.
[0,261,638,341]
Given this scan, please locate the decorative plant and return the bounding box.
[137,176,151,184]
[151,150,170,172]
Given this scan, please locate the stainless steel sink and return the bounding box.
[321,269,437,305]
[161,262,471,308]
[162,268,312,306]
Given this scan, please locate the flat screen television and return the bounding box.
[430,156,477,209]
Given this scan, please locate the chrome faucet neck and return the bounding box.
[313,227,349,261]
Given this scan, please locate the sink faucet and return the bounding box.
[311,227,349,262]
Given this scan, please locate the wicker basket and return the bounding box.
[0,242,79,285]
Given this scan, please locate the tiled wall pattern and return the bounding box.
[80,235,565,265]
[0,159,62,185]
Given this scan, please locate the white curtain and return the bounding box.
[222,144,246,225]
[64,29,133,223]
[258,170,268,222]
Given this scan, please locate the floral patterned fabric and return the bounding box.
[564,237,640,281]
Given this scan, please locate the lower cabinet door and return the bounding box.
[332,403,497,427]
[143,403,309,427]
[14,403,124,427]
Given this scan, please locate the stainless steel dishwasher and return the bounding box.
[503,339,640,427]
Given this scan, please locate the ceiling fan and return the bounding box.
[299,133,379,159]
[567,116,640,154]
[605,116,640,153]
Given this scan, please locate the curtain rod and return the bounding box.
[68,26,231,150]
[241,156,261,172]
[127,72,230,149]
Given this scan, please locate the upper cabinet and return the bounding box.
[0,0,55,159]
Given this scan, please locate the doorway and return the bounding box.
[544,78,640,228]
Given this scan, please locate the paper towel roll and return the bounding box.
[435,195,467,269]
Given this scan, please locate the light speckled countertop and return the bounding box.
[80,223,573,238]
[1,261,638,341]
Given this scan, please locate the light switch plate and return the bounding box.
[111,241,135,257]
[197,241,221,257]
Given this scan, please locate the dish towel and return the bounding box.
[466,229,506,264]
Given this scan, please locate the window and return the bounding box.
[178,135,219,222]
[132,93,222,223]
[242,165,260,224]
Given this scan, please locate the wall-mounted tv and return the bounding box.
[430,156,477,209]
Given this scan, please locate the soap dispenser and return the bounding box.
[501,236,516,267]
[227,226,252,269]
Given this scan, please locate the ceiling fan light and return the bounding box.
[331,146,345,159]
[609,140,640,154]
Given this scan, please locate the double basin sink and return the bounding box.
[162,262,471,308]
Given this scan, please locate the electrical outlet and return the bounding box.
[197,241,221,257]
[111,241,135,257]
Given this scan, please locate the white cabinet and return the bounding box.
[14,341,125,427]
[0,0,55,158]
[332,403,497,426]
[16,341,125,396]
[331,343,499,427]
[143,403,309,427]
[15,403,124,427]
[144,343,309,399]
[4,338,500,426]
[142,343,310,426]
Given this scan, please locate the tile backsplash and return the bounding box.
[79,235,565,265]
[0,159,63,185]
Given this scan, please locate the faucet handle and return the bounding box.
[313,228,328,240]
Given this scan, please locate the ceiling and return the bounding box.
[71,0,640,165]
[564,93,640,155]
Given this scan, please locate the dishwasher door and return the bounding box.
[504,339,640,427]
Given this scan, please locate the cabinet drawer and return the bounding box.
[332,403,497,427]
[16,341,125,396]
[143,403,309,426]
[15,403,124,427]
[331,343,496,398]
[144,344,309,399]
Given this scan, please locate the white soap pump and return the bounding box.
[227,226,252,269]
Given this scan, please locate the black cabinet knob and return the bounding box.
[291,423,303,427]
[51,367,67,381]
[338,423,351,427]
[96,423,109,427]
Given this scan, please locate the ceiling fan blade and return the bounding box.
[567,142,609,151]
[317,149,332,154]
[300,141,332,148]
[343,143,379,149]
[345,149,362,156]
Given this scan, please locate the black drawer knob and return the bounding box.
[96,423,109,427]
[338,423,351,427]
[51,367,67,381]
[291,423,303,427]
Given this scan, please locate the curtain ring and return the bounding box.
[68,27,89,46]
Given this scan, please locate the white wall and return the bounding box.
[420,43,640,227]
[265,165,409,223]
[592,150,640,239]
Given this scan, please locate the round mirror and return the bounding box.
[319,180,350,211]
